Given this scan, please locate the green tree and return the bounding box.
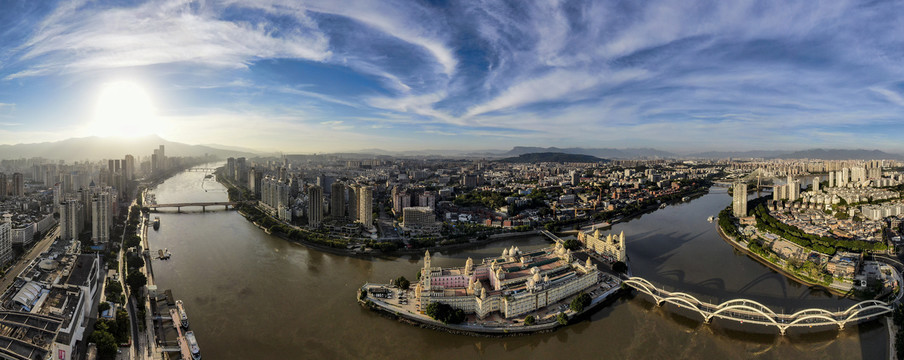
[612,261,628,274]
[126,254,144,269]
[570,292,592,312]
[562,239,582,251]
[524,315,535,326]
[396,276,410,290]
[89,329,118,360]
[557,312,569,325]
[425,302,465,324]
[127,271,147,296]
[98,302,111,314]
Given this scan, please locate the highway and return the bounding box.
[0,226,59,292]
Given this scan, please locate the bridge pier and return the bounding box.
[201,205,206,212]
[177,207,181,213]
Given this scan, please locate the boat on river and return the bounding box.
[176,300,189,328]
[185,331,201,360]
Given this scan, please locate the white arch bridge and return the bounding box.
[623,277,894,335]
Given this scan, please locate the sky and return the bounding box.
[1,0,904,154]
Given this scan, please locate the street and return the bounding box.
[0,226,59,292]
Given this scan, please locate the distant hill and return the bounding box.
[686,150,788,159]
[497,152,606,163]
[0,135,257,161]
[504,146,676,159]
[768,149,904,160]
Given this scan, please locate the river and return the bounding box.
[146,165,886,359]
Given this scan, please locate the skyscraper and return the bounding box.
[60,199,80,241]
[123,154,135,181]
[732,182,747,217]
[158,145,166,171]
[226,157,236,181]
[91,191,112,244]
[813,176,820,193]
[0,214,11,266]
[330,182,345,219]
[357,186,373,227]
[12,173,24,196]
[308,185,323,227]
[347,184,358,223]
[0,173,6,200]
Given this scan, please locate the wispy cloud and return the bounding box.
[7,0,331,79]
[4,0,904,151]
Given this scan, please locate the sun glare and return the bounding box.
[89,81,157,138]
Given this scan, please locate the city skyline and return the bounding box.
[3,1,904,153]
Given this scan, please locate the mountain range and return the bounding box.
[0,135,256,161]
[2,136,902,161]
[497,152,606,163]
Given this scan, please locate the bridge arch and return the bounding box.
[715,299,779,319]
[843,304,891,323]
[665,292,705,307]
[623,276,896,336]
[627,277,658,291]
[842,300,889,317]
[623,279,657,297]
[785,314,839,327]
[788,308,835,319]
[708,305,780,326]
[657,297,707,319]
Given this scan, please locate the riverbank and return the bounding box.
[715,222,849,297]
[358,284,625,337]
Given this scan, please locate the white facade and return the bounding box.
[0,214,11,266]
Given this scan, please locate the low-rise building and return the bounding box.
[577,229,627,262]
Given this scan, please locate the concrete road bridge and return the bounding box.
[147,201,253,212]
[624,276,900,335]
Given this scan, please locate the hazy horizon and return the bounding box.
[3,1,904,153]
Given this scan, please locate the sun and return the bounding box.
[89,81,157,138]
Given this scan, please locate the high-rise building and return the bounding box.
[0,214,11,266]
[0,173,6,200]
[813,176,820,193]
[357,186,373,227]
[123,155,135,181]
[732,182,747,217]
[226,158,236,181]
[60,199,80,241]
[12,173,24,197]
[347,184,358,223]
[235,157,247,184]
[330,182,345,219]
[91,191,112,244]
[158,145,166,171]
[308,185,323,227]
[828,171,835,188]
[249,168,262,198]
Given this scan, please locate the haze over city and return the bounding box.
[2,0,904,153]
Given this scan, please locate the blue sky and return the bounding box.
[1,0,904,153]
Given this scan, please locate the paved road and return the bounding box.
[0,226,59,292]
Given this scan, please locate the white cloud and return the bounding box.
[8,0,331,79]
[466,68,650,117]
